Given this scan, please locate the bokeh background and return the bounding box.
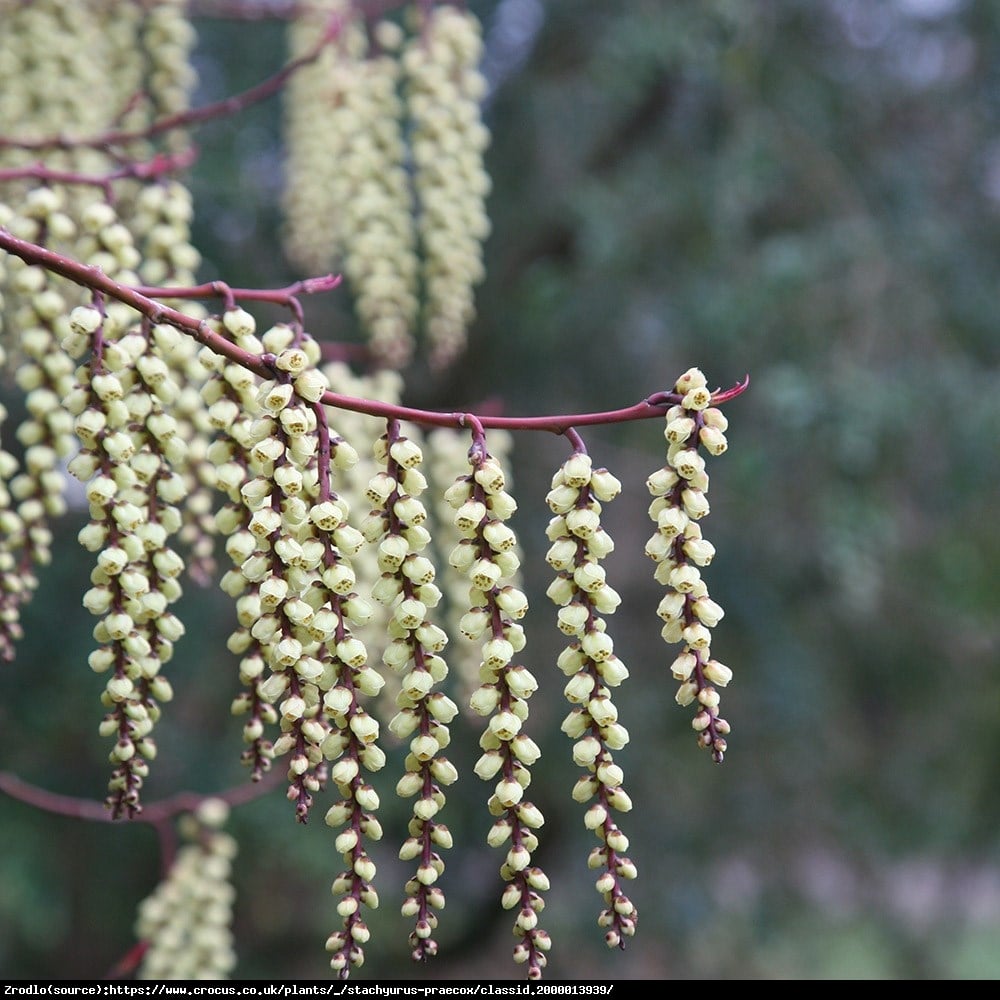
[2,0,999,980]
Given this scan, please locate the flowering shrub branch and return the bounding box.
[0,0,749,981]
[0,227,747,436]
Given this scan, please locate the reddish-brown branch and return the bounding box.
[0,14,344,152]
[0,228,749,433]
[135,274,341,329]
[0,149,198,191]
[0,769,282,824]
[134,275,340,305]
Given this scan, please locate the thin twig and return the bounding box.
[0,768,282,824]
[0,149,198,191]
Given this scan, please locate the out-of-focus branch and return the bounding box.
[0,769,281,824]
[0,13,345,152]
[0,149,198,194]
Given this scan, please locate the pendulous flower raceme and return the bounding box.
[545,449,638,948]
[646,367,734,762]
[134,798,238,980]
[66,296,195,818]
[284,2,419,368]
[404,4,491,370]
[367,420,457,963]
[455,430,552,979]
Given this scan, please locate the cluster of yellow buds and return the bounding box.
[195,311,387,976]
[282,2,490,370]
[205,315,374,823]
[284,3,418,367]
[646,367,732,760]
[424,426,520,701]
[0,396,26,661]
[0,197,76,632]
[337,22,419,369]
[142,0,200,123]
[0,1,141,162]
[65,299,191,817]
[545,450,638,947]
[404,4,491,370]
[0,0,203,671]
[203,312,282,780]
[135,799,238,980]
[283,0,367,274]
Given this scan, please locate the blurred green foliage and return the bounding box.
[2,0,999,981]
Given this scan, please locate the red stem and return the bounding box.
[0,769,282,824]
[0,229,749,432]
[0,149,198,190]
[133,274,340,304]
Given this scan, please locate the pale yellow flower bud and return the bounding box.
[473,459,506,494]
[389,438,423,469]
[70,306,102,335]
[675,367,707,393]
[682,386,712,410]
[564,672,595,704]
[681,488,710,519]
[561,709,589,739]
[557,602,590,636]
[699,425,728,455]
[669,564,701,593]
[566,507,600,538]
[573,736,601,767]
[482,637,514,670]
[703,659,733,687]
[602,724,630,750]
[647,466,680,496]
[469,558,502,591]
[293,369,327,402]
[470,685,501,717]
[572,776,598,803]
[494,779,523,808]
[489,711,522,741]
[588,697,618,728]
[505,666,538,699]
[675,681,698,707]
[581,630,614,662]
[682,621,712,649]
[692,596,725,628]
[396,772,423,798]
[475,750,504,781]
